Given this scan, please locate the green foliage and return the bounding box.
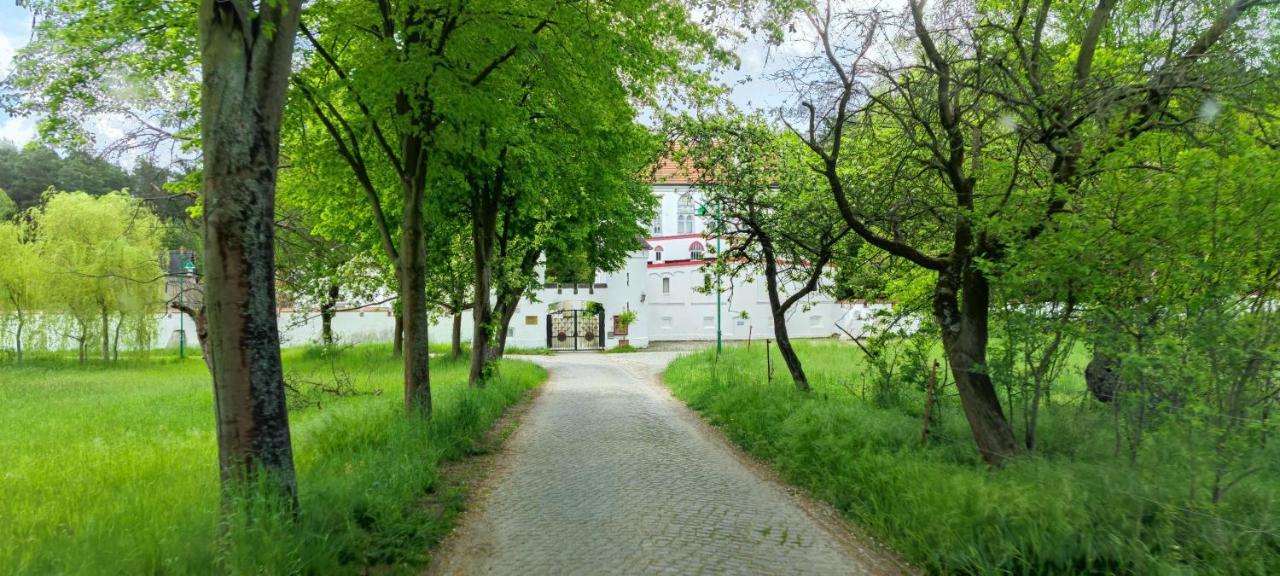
[33,191,166,360]
[0,346,546,574]
[665,342,1280,574]
[0,188,15,221]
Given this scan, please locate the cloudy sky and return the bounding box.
[0,3,36,145]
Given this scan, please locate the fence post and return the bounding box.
[766,339,773,384]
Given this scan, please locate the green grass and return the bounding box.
[0,344,546,575]
[664,341,1280,575]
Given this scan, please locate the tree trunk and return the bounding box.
[760,239,809,392]
[101,308,110,363]
[469,187,498,386]
[933,265,1019,466]
[199,0,301,504]
[400,190,432,414]
[320,282,338,346]
[393,313,403,357]
[193,307,212,373]
[492,296,519,358]
[14,311,23,364]
[451,311,463,359]
[112,314,122,362]
[77,321,86,364]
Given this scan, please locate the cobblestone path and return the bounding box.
[430,351,901,575]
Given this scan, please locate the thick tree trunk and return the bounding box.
[199,0,301,504]
[469,190,498,386]
[933,265,1019,466]
[451,311,463,359]
[400,188,432,414]
[320,283,338,346]
[760,239,809,392]
[393,313,403,357]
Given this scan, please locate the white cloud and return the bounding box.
[0,114,36,146]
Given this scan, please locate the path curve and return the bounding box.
[429,351,905,575]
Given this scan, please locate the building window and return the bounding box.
[654,246,663,262]
[689,241,704,260]
[678,193,695,234]
[703,316,715,329]
[662,277,671,294]
[661,316,673,329]
[650,204,662,235]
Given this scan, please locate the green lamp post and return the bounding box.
[179,256,195,359]
[696,202,723,355]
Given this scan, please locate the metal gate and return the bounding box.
[546,309,604,350]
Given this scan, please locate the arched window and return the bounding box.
[689,241,704,260]
[653,245,664,262]
[649,203,662,235]
[677,193,695,234]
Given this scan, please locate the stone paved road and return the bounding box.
[430,351,904,576]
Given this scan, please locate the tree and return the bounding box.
[780,0,1274,465]
[198,0,302,504]
[674,112,850,391]
[0,221,44,363]
[293,0,714,392]
[425,222,474,360]
[36,192,165,363]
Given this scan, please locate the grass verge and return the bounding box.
[0,344,546,574]
[663,341,1279,575]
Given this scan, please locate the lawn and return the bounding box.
[664,340,1280,575]
[0,345,546,575]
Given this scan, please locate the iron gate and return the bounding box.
[546,309,604,350]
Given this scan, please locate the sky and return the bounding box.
[0,3,37,146]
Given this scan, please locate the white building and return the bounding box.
[423,166,882,351]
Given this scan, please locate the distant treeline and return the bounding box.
[0,141,193,221]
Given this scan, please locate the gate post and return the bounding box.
[573,311,579,351]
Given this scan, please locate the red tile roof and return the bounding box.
[649,156,703,185]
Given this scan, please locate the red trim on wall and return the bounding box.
[646,260,709,269]
[645,233,706,241]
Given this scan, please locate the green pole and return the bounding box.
[178,255,194,360]
[715,202,722,355]
[178,274,185,359]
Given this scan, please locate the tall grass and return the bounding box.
[665,341,1280,575]
[0,344,545,574]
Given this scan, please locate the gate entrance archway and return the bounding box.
[547,308,604,350]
